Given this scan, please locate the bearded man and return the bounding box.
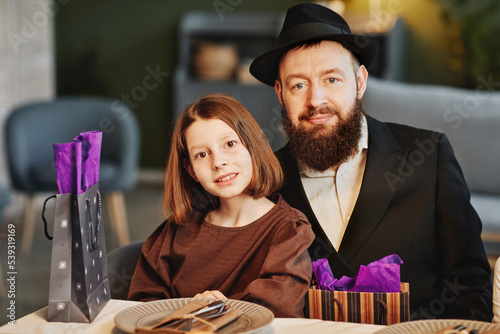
[250,3,492,321]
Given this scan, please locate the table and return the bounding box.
[0,299,386,334]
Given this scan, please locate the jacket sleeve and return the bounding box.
[230,217,315,318]
[435,133,492,320]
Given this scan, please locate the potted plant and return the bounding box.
[435,0,500,89]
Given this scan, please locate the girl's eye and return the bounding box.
[195,152,207,159]
[225,140,236,148]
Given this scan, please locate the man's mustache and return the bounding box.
[298,106,340,122]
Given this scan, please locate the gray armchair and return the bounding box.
[0,186,10,223]
[4,96,141,256]
[107,240,144,300]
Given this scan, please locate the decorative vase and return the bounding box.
[192,42,239,80]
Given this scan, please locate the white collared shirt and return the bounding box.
[299,116,368,250]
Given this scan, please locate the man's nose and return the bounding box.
[308,83,328,109]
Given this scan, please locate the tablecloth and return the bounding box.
[0,299,385,334]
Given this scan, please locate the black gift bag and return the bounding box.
[44,132,110,322]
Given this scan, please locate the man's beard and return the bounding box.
[282,98,365,172]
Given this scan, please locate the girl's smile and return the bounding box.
[215,172,238,184]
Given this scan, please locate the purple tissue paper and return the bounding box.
[312,254,403,293]
[53,131,102,194]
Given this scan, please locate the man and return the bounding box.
[250,3,492,320]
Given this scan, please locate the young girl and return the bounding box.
[128,93,314,318]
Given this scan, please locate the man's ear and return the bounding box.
[274,79,284,106]
[356,65,369,100]
[183,158,198,182]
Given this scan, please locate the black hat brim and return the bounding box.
[250,33,379,87]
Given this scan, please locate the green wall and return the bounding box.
[55,0,456,168]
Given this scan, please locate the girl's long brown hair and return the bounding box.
[164,93,283,224]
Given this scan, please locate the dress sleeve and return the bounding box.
[231,215,315,318]
[127,220,173,302]
[435,133,492,320]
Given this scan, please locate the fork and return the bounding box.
[177,305,233,331]
[158,300,225,330]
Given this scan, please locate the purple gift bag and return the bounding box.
[307,255,409,325]
[45,131,110,323]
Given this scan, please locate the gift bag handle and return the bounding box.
[332,298,344,321]
[376,300,388,325]
[41,195,56,240]
[86,190,102,250]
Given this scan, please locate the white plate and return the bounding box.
[114,298,274,333]
[375,319,500,334]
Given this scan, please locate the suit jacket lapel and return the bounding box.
[277,145,326,245]
[338,115,408,263]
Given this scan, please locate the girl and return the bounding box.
[128,93,314,317]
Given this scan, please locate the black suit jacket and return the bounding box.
[276,115,492,320]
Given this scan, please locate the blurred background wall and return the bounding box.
[55,1,305,168]
[53,0,495,169]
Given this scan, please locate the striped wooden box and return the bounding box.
[305,282,410,325]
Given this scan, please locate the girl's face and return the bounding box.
[184,118,253,201]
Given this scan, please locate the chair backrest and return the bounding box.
[4,96,140,193]
[107,240,145,300]
[0,186,10,223]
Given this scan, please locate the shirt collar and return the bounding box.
[299,115,368,178]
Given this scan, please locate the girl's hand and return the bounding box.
[194,290,227,299]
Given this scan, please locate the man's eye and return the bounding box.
[328,77,337,83]
[294,83,304,89]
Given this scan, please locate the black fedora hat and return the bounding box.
[250,3,379,86]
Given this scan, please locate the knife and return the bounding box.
[137,300,225,332]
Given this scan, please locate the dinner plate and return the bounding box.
[114,298,274,333]
[374,319,500,334]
